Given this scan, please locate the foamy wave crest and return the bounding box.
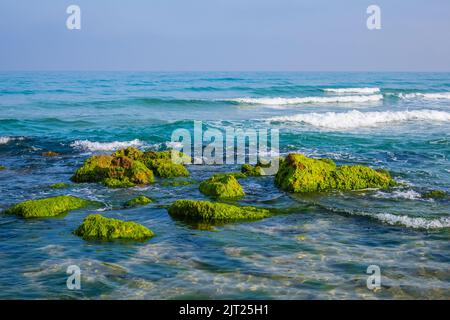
[0,136,25,144]
[399,92,450,100]
[269,109,450,129]
[371,213,450,229]
[228,94,383,105]
[374,189,422,200]
[70,139,144,152]
[323,87,380,94]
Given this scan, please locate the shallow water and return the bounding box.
[0,72,449,299]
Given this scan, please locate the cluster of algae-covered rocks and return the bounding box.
[71,147,190,188]
[2,150,404,241]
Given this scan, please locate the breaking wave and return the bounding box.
[227,94,383,105]
[399,92,450,100]
[70,139,144,152]
[0,136,25,145]
[269,109,450,129]
[323,87,380,94]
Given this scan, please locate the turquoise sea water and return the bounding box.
[0,72,449,299]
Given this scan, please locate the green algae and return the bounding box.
[0,165,6,171]
[71,154,154,188]
[49,182,69,189]
[241,164,263,176]
[124,195,153,207]
[4,195,96,218]
[42,151,60,157]
[168,199,270,223]
[275,153,396,193]
[141,150,190,178]
[199,174,245,198]
[74,214,154,241]
[422,190,447,199]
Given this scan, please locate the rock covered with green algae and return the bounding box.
[241,164,263,176]
[71,153,154,188]
[275,153,396,193]
[422,190,447,199]
[168,200,270,223]
[4,195,96,218]
[141,150,190,178]
[74,214,154,241]
[49,182,69,189]
[0,165,6,171]
[124,195,153,207]
[199,174,245,198]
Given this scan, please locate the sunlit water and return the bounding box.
[0,72,449,299]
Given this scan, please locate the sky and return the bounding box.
[0,0,449,71]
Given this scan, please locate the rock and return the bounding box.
[0,165,5,171]
[42,151,60,157]
[71,154,154,188]
[168,199,270,223]
[275,153,396,193]
[124,195,153,207]
[74,214,154,241]
[199,174,245,198]
[422,190,447,199]
[141,151,190,178]
[241,164,263,176]
[49,182,69,189]
[112,147,144,160]
[4,195,96,218]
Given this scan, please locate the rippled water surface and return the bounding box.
[0,72,449,299]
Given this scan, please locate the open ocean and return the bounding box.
[0,72,449,299]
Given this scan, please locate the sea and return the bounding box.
[0,72,449,299]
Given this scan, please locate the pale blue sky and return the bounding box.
[0,0,449,71]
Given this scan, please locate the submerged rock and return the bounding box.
[168,199,270,222]
[74,214,154,241]
[124,195,153,207]
[199,174,245,198]
[275,153,396,193]
[71,154,154,188]
[42,151,60,157]
[49,182,69,189]
[422,190,447,199]
[4,195,96,218]
[241,164,263,177]
[141,150,190,178]
[0,165,5,171]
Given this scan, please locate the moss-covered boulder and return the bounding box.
[112,147,144,160]
[71,154,154,188]
[49,182,69,189]
[74,214,154,241]
[241,164,263,176]
[168,200,270,223]
[124,195,153,207]
[141,151,190,178]
[199,174,245,198]
[275,153,396,193]
[0,165,5,171]
[4,195,96,218]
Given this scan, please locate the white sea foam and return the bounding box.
[70,139,144,152]
[269,109,450,129]
[374,189,422,200]
[323,87,380,94]
[228,94,383,105]
[371,213,450,229]
[0,136,25,144]
[399,92,450,100]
